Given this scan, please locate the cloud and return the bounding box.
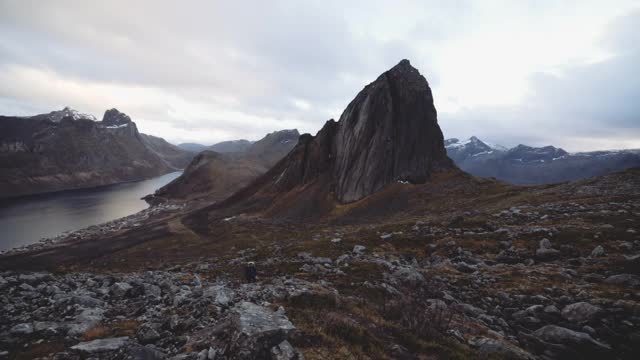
[0,1,638,148]
[440,9,640,151]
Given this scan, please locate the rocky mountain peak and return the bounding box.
[102,108,132,127]
[33,107,96,122]
[261,60,455,205]
[333,59,453,202]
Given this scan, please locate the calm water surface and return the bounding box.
[0,171,181,251]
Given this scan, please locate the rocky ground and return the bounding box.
[1,169,640,359]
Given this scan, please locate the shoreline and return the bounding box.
[0,202,185,257]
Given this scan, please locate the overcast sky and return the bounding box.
[1,0,639,151]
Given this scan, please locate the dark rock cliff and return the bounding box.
[269,59,455,203]
[0,108,193,198]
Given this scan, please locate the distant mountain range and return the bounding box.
[445,136,640,184]
[0,107,193,199]
[178,139,255,154]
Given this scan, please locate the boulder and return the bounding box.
[71,336,129,354]
[539,238,552,249]
[270,340,304,360]
[590,245,605,258]
[604,274,640,288]
[535,238,562,260]
[561,302,601,324]
[229,302,296,359]
[469,337,535,360]
[353,245,366,254]
[532,325,610,353]
[111,282,133,297]
[204,285,234,307]
[137,323,161,344]
[10,323,33,335]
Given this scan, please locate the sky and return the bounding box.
[1,0,639,151]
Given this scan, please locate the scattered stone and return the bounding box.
[353,245,366,254]
[590,245,605,258]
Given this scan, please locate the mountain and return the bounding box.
[29,106,97,122]
[146,129,300,203]
[0,108,193,198]
[445,136,640,184]
[209,139,254,153]
[187,59,457,221]
[5,61,640,360]
[177,143,209,153]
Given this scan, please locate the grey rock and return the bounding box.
[455,262,478,273]
[137,323,161,344]
[10,323,33,335]
[229,302,296,359]
[18,283,35,291]
[533,325,610,352]
[539,238,552,250]
[71,336,129,354]
[469,337,535,359]
[390,267,425,285]
[590,245,605,257]
[144,284,162,298]
[204,285,234,307]
[125,344,167,359]
[111,282,133,297]
[67,307,104,336]
[71,295,105,307]
[270,340,303,360]
[34,321,62,335]
[543,305,560,315]
[604,274,640,287]
[536,247,560,260]
[353,245,366,254]
[561,302,601,323]
[18,273,50,284]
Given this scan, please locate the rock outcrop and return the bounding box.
[333,59,453,202]
[101,108,132,127]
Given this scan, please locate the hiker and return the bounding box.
[245,261,257,283]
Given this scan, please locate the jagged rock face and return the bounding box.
[102,108,132,127]
[333,59,453,202]
[270,60,454,204]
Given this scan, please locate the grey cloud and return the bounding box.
[441,10,640,151]
[0,1,638,148]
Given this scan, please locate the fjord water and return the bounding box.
[0,171,182,251]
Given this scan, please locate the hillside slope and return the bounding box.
[0,108,193,198]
